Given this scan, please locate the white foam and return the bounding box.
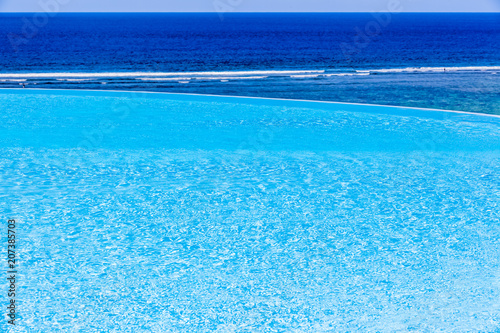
[325,74,353,77]
[56,78,94,82]
[194,76,267,80]
[1,67,497,83]
[324,73,370,77]
[138,76,267,81]
[290,74,321,78]
[357,66,500,74]
[292,73,369,78]
[0,70,325,79]
[137,77,192,81]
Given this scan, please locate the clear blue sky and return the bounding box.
[1,0,499,12]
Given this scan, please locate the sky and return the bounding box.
[0,0,499,12]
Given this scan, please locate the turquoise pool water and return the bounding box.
[1,89,500,332]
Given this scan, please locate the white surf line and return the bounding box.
[136,76,268,81]
[324,73,370,77]
[193,76,268,80]
[56,78,95,81]
[3,66,498,80]
[357,66,500,73]
[290,74,321,78]
[0,70,325,79]
[137,77,194,81]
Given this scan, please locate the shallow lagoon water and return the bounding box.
[1,89,500,332]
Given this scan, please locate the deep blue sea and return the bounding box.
[0,13,499,113]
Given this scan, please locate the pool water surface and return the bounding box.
[1,89,499,332]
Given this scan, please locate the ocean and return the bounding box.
[0,13,499,113]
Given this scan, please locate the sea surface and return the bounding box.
[0,13,499,113]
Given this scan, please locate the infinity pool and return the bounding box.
[1,89,499,332]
